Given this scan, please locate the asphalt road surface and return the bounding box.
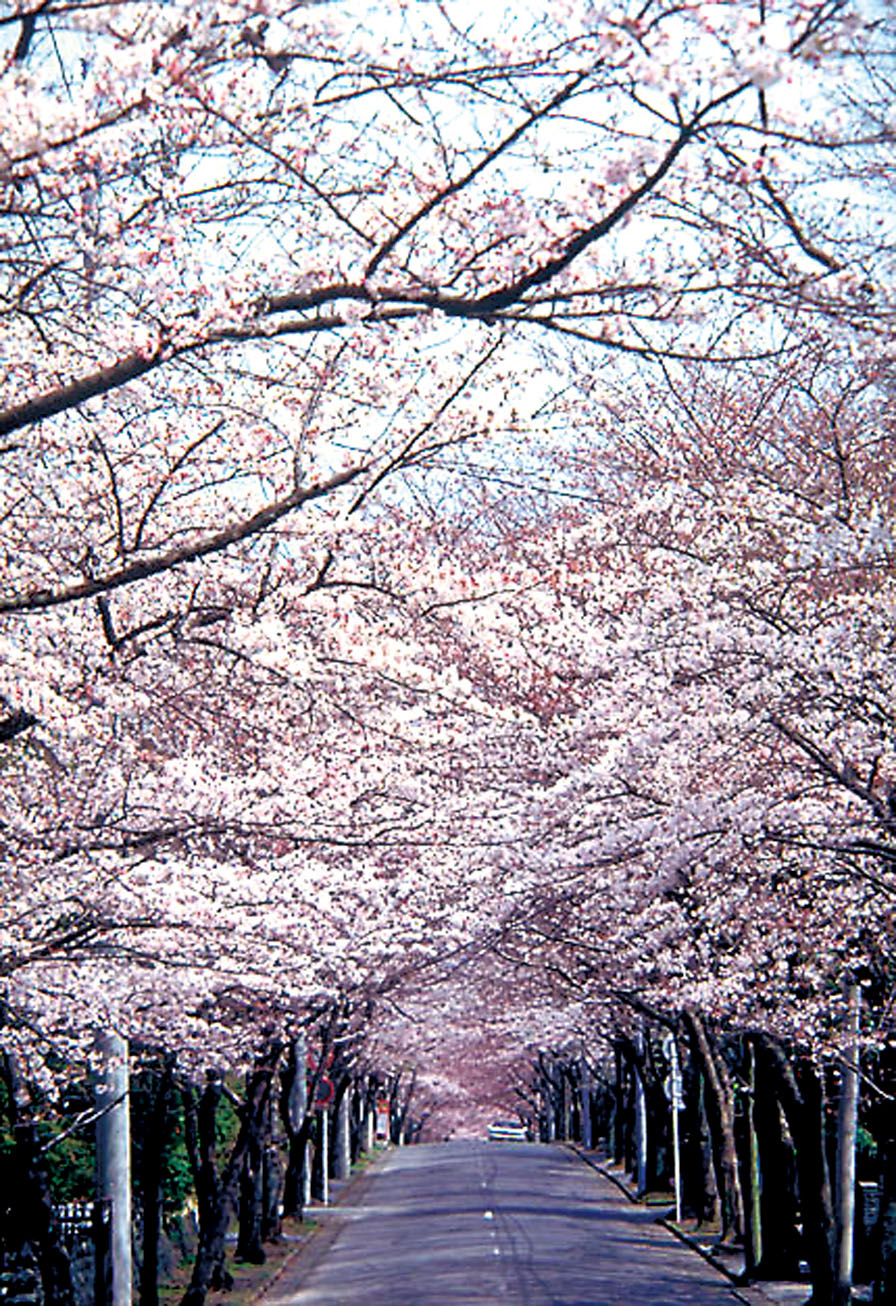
[268,1139,750,1305]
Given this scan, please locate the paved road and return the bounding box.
[267,1140,749,1305]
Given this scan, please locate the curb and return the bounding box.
[563,1143,640,1205]
[564,1145,761,1306]
[249,1147,392,1303]
[659,1216,758,1305]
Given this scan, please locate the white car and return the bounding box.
[487,1119,529,1142]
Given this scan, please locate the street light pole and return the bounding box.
[95,1032,131,1306]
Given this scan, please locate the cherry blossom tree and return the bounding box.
[2,4,895,1300]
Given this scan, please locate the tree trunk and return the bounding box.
[581,1059,594,1151]
[617,1030,669,1193]
[262,1093,283,1242]
[280,1039,311,1219]
[1,1053,74,1306]
[871,1042,896,1304]
[680,1054,713,1224]
[235,1071,266,1264]
[682,1008,745,1243]
[612,1043,625,1164]
[756,1036,837,1305]
[694,1070,722,1228]
[623,1060,636,1174]
[140,1054,176,1306]
[750,1035,801,1280]
[180,1045,282,1306]
[799,1057,838,1306]
[391,1067,416,1146]
[181,1073,232,1302]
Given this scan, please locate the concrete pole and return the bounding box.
[287,1034,311,1213]
[95,1031,131,1306]
[836,980,861,1301]
[302,1136,313,1209]
[288,1034,308,1129]
[363,1082,376,1153]
[581,1058,593,1151]
[319,1109,329,1205]
[747,1040,763,1273]
[543,1061,556,1142]
[333,1087,350,1180]
[635,1024,648,1195]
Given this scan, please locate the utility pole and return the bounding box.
[541,1056,556,1142]
[334,1085,351,1180]
[836,979,861,1304]
[95,1031,131,1306]
[287,1034,312,1211]
[635,1024,648,1196]
[319,1108,329,1205]
[581,1055,593,1151]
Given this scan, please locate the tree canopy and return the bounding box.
[1,0,894,1133]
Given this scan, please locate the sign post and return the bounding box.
[375,1097,390,1143]
[662,1033,684,1224]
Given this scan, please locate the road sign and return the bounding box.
[313,1075,335,1110]
[661,1034,684,1111]
[661,1033,683,1224]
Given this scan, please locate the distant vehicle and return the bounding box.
[487,1119,528,1142]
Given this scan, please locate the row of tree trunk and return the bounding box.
[531,1000,896,1306]
[0,1024,424,1306]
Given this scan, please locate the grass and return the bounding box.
[157,1216,319,1306]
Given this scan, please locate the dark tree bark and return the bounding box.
[615,1032,670,1192]
[756,1036,837,1305]
[680,1053,720,1227]
[279,1041,315,1219]
[1,1053,74,1306]
[0,709,37,742]
[261,1094,284,1243]
[623,1059,636,1174]
[748,1036,802,1281]
[612,1042,626,1165]
[390,1067,417,1146]
[235,1071,266,1264]
[198,1074,229,1285]
[180,1044,282,1306]
[871,1043,896,1304]
[682,1009,745,1244]
[281,1115,313,1218]
[539,1055,561,1142]
[139,1053,176,1306]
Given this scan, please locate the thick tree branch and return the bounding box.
[364,69,590,280]
[0,77,755,443]
[0,709,38,743]
[0,465,365,614]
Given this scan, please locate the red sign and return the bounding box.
[313,1075,335,1109]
